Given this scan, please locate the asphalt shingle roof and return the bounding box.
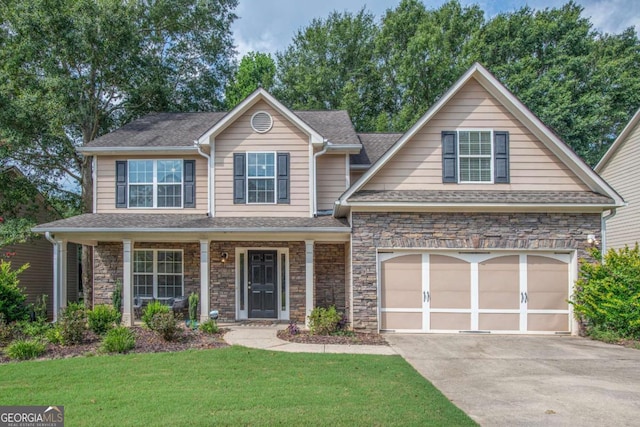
[86,110,360,148]
[351,133,402,165]
[33,214,350,232]
[347,190,615,205]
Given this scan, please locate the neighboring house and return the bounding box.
[1,167,79,318]
[34,63,622,334]
[594,107,640,250]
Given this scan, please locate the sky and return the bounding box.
[232,0,640,58]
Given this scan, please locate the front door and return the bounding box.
[248,251,277,318]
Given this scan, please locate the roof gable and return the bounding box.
[338,62,623,208]
[595,107,640,173]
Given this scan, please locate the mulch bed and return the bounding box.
[0,325,228,364]
[277,330,388,346]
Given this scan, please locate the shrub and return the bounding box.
[188,292,199,326]
[572,245,640,339]
[0,260,30,322]
[112,280,122,323]
[45,325,63,345]
[102,326,135,353]
[5,339,46,360]
[33,294,48,322]
[286,321,299,335]
[308,306,341,335]
[199,319,218,334]
[16,319,51,340]
[0,313,17,346]
[58,302,87,345]
[88,304,120,335]
[148,311,180,341]
[142,301,170,329]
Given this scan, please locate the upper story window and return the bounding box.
[247,152,275,203]
[442,130,510,184]
[115,159,195,209]
[234,152,290,205]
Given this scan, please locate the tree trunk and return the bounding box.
[81,155,94,308]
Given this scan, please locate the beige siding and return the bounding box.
[600,120,640,248]
[317,154,347,211]
[214,101,311,217]
[95,155,208,213]
[350,169,365,184]
[363,78,589,192]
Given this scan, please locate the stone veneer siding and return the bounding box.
[209,241,307,323]
[350,211,602,332]
[314,243,346,311]
[93,242,200,310]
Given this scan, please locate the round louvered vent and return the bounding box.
[251,111,273,133]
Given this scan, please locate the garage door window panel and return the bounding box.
[429,255,471,309]
[527,256,568,310]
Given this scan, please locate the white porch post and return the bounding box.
[59,240,68,311]
[122,239,133,326]
[200,240,210,322]
[305,240,315,327]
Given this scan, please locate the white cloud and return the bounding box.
[580,0,640,34]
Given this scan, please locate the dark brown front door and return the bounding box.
[248,251,277,318]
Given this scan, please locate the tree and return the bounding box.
[275,8,387,131]
[225,52,276,109]
[0,0,238,307]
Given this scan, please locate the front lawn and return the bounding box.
[0,346,475,426]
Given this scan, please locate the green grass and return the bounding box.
[0,346,475,426]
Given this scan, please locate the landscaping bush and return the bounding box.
[0,260,29,322]
[308,306,341,335]
[58,302,87,345]
[5,339,46,360]
[572,245,640,339]
[112,280,122,323]
[188,292,199,328]
[199,319,218,334]
[45,325,63,345]
[33,294,48,322]
[102,326,135,353]
[88,304,120,335]
[16,319,51,340]
[0,314,17,346]
[148,311,180,341]
[142,300,170,329]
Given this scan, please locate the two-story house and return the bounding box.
[34,63,622,334]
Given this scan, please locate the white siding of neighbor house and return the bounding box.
[213,101,311,217]
[95,155,208,214]
[599,120,640,249]
[363,77,590,192]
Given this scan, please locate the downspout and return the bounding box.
[601,208,617,261]
[195,141,211,217]
[45,232,59,322]
[312,140,330,216]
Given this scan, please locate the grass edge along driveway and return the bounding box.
[0,346,475,426]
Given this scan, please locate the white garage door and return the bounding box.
[380,252,572,333]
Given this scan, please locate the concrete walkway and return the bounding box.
[223,326,397,355]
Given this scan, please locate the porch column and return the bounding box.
[200,240,210,322]
[305,240,314,327]
[122,239,133,326]
[59,240,68,311]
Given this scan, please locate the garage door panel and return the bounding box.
[381,312,422,330]
[431,313,470,330]
[430,255,470,309]
[381,255,422,309]
[478,255,519,310]
[528,313,569,332]
[479,313,520,331]
[527,256,568,310]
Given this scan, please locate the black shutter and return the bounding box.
[116,160,127,208]
[442,131,457,183]
[277,152,290,204]
[494,131,510,183]
[233,153,246,204]
[183,160,195,208]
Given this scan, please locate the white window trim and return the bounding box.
[246,151,277,205]
[133,249,184,300]
[127,159,184,209]
[235,247,289,320]
[456,129,494,184]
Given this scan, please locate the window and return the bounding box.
[133,250,183,300]
[458,131,492,183]
[247,152,275,203]
[128,160,183,208]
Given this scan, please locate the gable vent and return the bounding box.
[251,111,273,133]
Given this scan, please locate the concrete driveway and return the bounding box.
[386,334,640,426]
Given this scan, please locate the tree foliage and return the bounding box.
[225,52,276,109]
[274,0,640,166]
[0,260,30,323]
